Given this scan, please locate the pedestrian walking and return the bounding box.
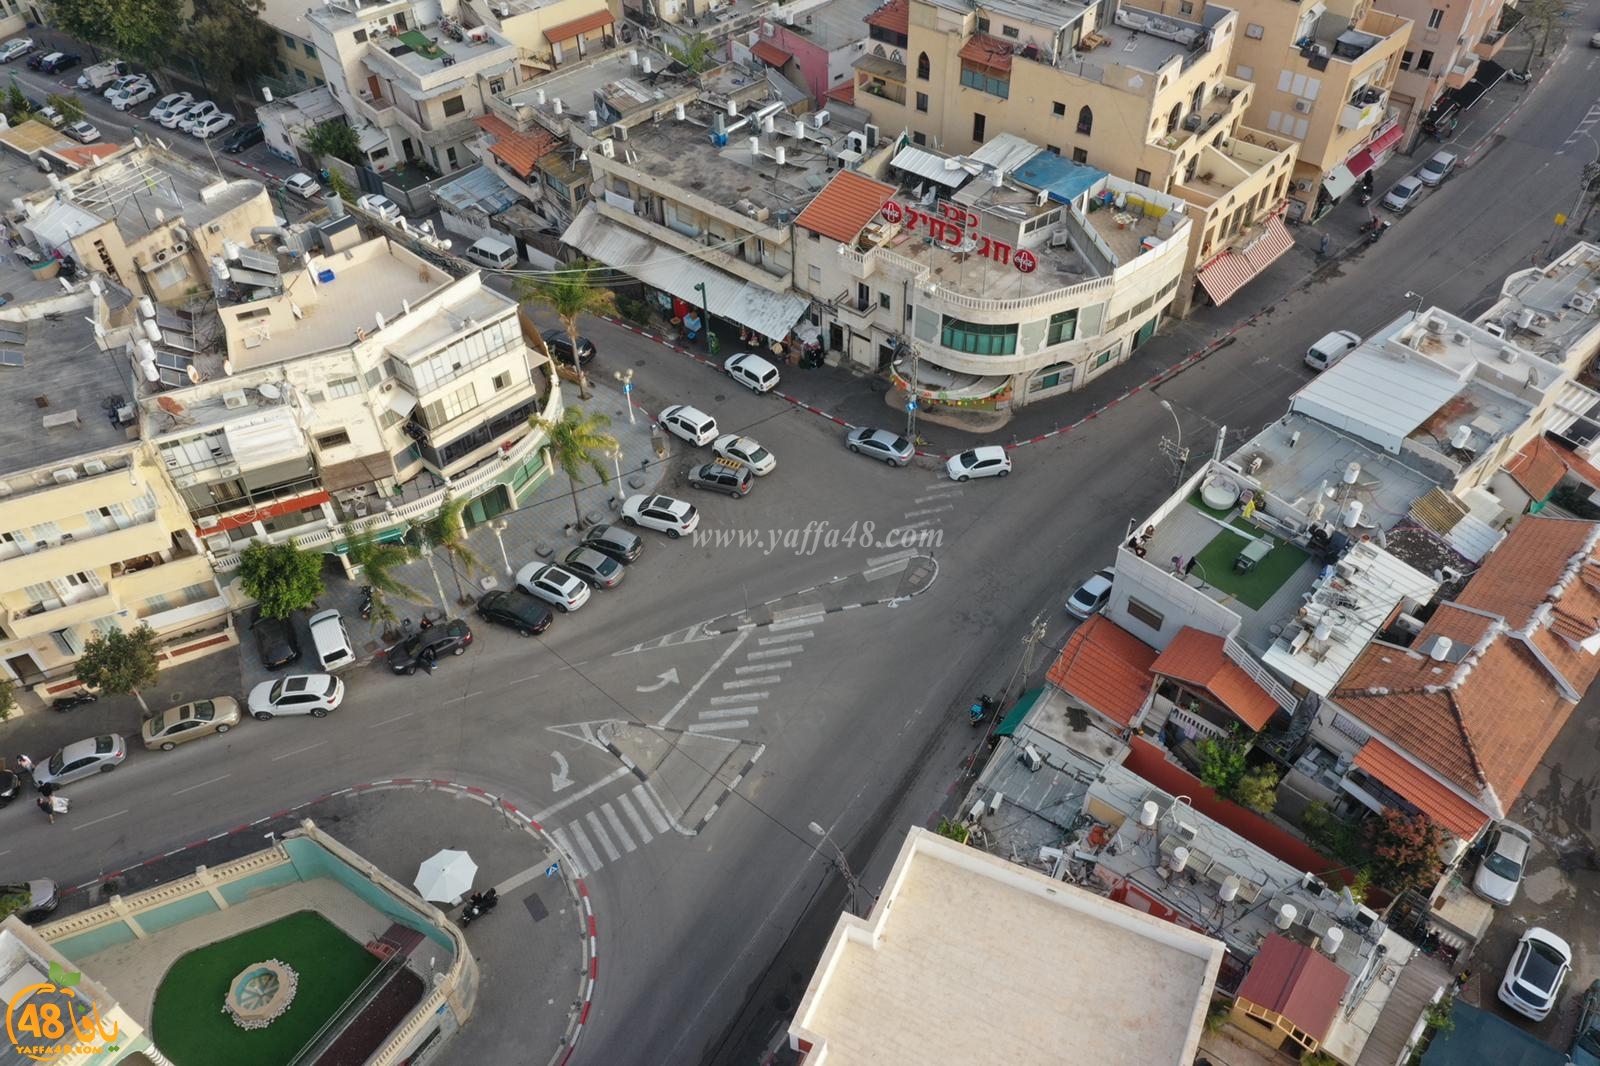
[1318,233,1331,257]
[36,796,54,824]
[15,753,33,781]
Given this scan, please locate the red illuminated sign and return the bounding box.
[879,200,1036,273]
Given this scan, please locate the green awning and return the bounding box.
[994,687,1046,738]
[1422,1000,1564,1066]
[331,526,407,554]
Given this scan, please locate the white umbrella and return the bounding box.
[414,849,478,903]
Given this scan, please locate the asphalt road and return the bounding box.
[2,22,1597,1066]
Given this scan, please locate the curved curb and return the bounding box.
[696,553,940,635]
[64,776,599,1066]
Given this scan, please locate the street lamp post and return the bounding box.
[415,538,448,614]
[488,517,512,579]
[807,821,875,916]
[896,339,921,443]
[613,368,635,425]
[1404,290,1426,317]
[1159,399,1190,488]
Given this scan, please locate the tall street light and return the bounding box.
[488,517,512,578]
[896,339,921,444]
[1160,399,1190,488]
[693,281,717,355]
[807,821,875,916]
[612,367,635,425]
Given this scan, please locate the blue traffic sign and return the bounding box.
[623,381,633,393]
[545,861,561,878]
[906,400,917,411]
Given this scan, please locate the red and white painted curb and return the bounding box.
[67,776,599,1066]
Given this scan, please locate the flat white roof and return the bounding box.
[789,828,1222,1066]
[1290,347,1463,454]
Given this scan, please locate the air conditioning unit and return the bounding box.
[218,464,241,478]
[171,242,188,256]
[864,123,879,148]
[1569,291,1598,314]
[82,459,107,475]
[52,468,78,483]
[204,533,231,552]
[153,248,168,262]
[222,389,248,409]
[810,109,831,128]
[1293,99,1312,113]
[196,513,219,529]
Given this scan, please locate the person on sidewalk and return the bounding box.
[15,753,33,782]
[36,795,54,824]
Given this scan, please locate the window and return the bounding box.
[353,28,368,42]
[869,24,907,47]
[1427,7,1443,28]
[1029,362,1074,392]
[1045,144,1059,155]
[1077,105,1093,135]
[972,112,986,141]
[420,383,478,428]
[807,264,822,282]
[315,430,351,449]
[1135,168,1152,185]
[1400,50,1413,70]
[294,69,307,82]
[912,131,926,145]
[1072,147,1087,164]
[1237,63,1253,80]
[276,59,288,75]
[1417,50,1433,72]
[303,41,316,57]
[916,52,929,79]
[1179,0,1193,12]
[1052,101,1065,117]
[327,376,360,398]
[879,292,891,310]
[1126,598,1164,631]
[960,64,1008,99]
[442,95,466,117]
[283,33,295,48]
[489,76,505,95]
[915,91,929,112]
[976,16,990,32]
[941,316,1016,354]
[494,371,513,391]
[1001,24,1019,38]
[1047,309,1077,345]
[1094,349,1112,367]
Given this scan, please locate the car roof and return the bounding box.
[967,445,1006,460]
[58,735,112,759]
[1426,150,1456,165]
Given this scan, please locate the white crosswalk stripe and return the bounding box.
[709,691,768,704]
[585,810,621,861]
[632,785,672,833]
[601,804,636,853]
[865,548,918,568]
[556,824,601,875]
[747,645,802,658]
[759,631,810,644]
[736,661,789,673]
[616,793,653,843]
[690,720,748,732]
[699,706,758,718]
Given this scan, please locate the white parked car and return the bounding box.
[102,74,148,100]
[713,434,776,475]
[0,38,35,63]
[1499,927,1571,1021]
[282,172,323,199]
[32,734,126,789]
[158,100,198,129]
[149,91,192,124]
[188,112,235,139]
[1472,822,1533,905]
[658,404,718,446]
[178,101,222,133]
[1066,569,1114,619]
[724,351,781,393]
[1381,175,1424,213]
[247,674,345,719]
[33,106,65,128]
[945,445,1012,482]
[356,193,402,223]
[63,121,101,144]
[514,563,592,613]
[109,82,154,110]
[621,493,700,538]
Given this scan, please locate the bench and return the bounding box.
[41,408,80,429]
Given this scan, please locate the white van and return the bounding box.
[306,609,356,672]
[464,236,516,270]
[1304,330,1361,371]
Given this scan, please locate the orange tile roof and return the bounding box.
[544,9,613,42]
[1549,438,1600,488]
[1505,437,1568,499]
[751,40,792,67]
[825,82,855,105]
[865,0,907,34]
[474,114,558,180]
[958,34,1014,72]
[55,144,118,168]
[1353,739,1489,839]
[1149,627,1281,731]
[793,169,896,243]
[1235,934,1348,1043]
[1045,615,1157,728]
[1456,515,1599,628]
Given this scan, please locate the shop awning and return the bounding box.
[1322,163,1357,200]
[1195,214,1295,306]
[1346,149,1376,177]
[751,40,792,67]
[1455,59,1506,110]
[1366,123,1403,157]
[545,10,613,42]
[994,687,1045,739]
[562,206,809,341]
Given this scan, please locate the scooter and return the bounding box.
[51,691,98,712]
[358,585,375,620]
[1507,68,1531,85]
[1356,174,1373,206]
[969,694,996,728]
[1360,216,1390,243]
[460,887,498,925]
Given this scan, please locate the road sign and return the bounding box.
[545,861,561,878]
[623,381,633,393]
[906,400,917,411]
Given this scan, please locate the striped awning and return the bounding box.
[1195,215,1295,306]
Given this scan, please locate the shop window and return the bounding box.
[941,316,1016,355]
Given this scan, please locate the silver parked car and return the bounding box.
[844,427,914,467]
[33,734,126,788]
[1472,821,1533,905]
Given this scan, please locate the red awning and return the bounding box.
[545,9,613,42]
[1196,215,1295,306]
[958,34,1013,72]
[1346,150,1375,176]
[196,491,331,536]
[1367,123,1403,156]
[751,40,792,67]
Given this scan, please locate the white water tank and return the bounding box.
[1430,636,1453,662]
[1170,846,1190,872]
[1321,927,1345,956]
[141,318,161,343]
[775,145,786,166]
[1341,499,1364,528]
[1314,617,1334,642]
[138,295,155,319]
[1219,875,1240,903]
[1343,461,1361,484]
[1451,424,1472,449]
[1139,800,1158,828]
[674,102,686,121]
[1275,903,1297,930]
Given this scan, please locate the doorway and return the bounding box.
[5,654,42,684]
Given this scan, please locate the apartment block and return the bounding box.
[741,0,881,108]
[260,0,332,91]
[460,0,625,69]
[1385,0,1513,147]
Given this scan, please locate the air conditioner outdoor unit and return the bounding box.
[1293,99,1312,113]
[196,513,220,529]
[204,533,231,552]
[52,468,78,483]
[222,389,248,409]
[171,242,188,256]
[811,109,831,128]
[82,459,107,475]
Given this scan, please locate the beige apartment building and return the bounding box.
[851,0,1299,312]
[1384,0,1514,147]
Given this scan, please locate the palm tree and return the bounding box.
[342,523,425,631]
[419,493,484,606]
[666,30,718,74]
[532,407,619,530]
[515,260,617,400]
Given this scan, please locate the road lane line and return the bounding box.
[735,661,788,673]
[272,742,326,761]
[657,628,751,728]
[698,706,757,718]
[372,711,417,726]
[903,505,955,518]
[721,677,778,689]
[746,646,801,659]
[633,785,672,833]
[709,692,767,704]
[586,810,621,861]
[865,545,917,565]
[71,810,128,832]
[758,631,810,644]
[690,721,748,733]
[913,491,962,503]
[863,560,910,581]
[601,804,636,852]
[616,793,654,843]
[172,774,230,796]
[530,765,633,823]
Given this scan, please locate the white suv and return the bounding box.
[621,494,700,538]
[514,563,592,613]
[247,674,345,719]
[658,404,718,446]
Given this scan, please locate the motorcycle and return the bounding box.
[51,691,98,712]
[358,585,375,621]
[460,887,498,925]
[969,694,996,728]
[1360,216,1390,243]
[1507,68,1531,85]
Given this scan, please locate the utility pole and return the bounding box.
[1019,611,1049,686]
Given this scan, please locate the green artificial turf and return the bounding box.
[1189,527,1311,610]
[152,910,380,1066]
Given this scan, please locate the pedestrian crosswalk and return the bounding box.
[548,782,677,877]
[683,613,823,735]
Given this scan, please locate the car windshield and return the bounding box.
[47,752,64,775]
[268,679,286,702]
[746,445,770,463]
[1523,942,1565,989]
[1483,850,1523,880]
[193,701,215,721]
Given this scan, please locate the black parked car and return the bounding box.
[476,589,552,637]
[580,523,642,565]
[0,768,20,807]
[40,53,80,74]
[541,328,597,366]
[222,122,263,153]
[251,608,302,670]
[386,619,473,674]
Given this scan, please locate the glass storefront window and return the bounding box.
[941,316,1017,355]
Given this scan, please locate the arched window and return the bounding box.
[1077,105,1093,135]
[916,52,930,80]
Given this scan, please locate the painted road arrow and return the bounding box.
[635,668,680,693]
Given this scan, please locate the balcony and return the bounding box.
[1151,80,1248,152]
[1340,86,1386,130]
[356,91,399,129]
[857,77,905,106]
[6,588,113,639]
[0,521,172,592]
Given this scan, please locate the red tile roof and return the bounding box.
[1353,739,1489,839]
[1235,934,1349,1043]
[1149,627,1281,731]
[1549,438,1600,488]
[1505,437,1568,499]
[793,169,897,243]
[544,9,614,42]
[825,82,855,105]
[56,144,118,168]
[474,114,559,180]
[1045,615,1157,728]
[865,0,907,34]
[751,40,792,67]
[958,34,1014,72]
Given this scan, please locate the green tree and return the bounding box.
[1195,728,1250,795]
[238,540,324,619]
[185,0,277,93]
[0,889,32,921]
[0,675,14,722]
[5,85,30,121]
[1233,765,1280,815]
[665,30,719,74]
[531,407,619,530]
[46,93,85,124]
[302,119,361,167]
[342,524,423,631]
[74,623,160,714]
[515,261,618,400]
[417,494,482,607]
[1366,808,1447,893]
[47,0,182,64]
[1514,0,1568,61]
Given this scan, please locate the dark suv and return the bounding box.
[581,523,642,564]
[687,459,752,498]
[476,589,553,636]
[40,53,80,73]
[386,619,473,674]
[541,328,597,366]
[252,608,302,670]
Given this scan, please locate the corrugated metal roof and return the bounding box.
[751,40,792,67]
[562,206,808,340]
[1290,347,1462,454]
[432,166,517,216]
[967,132,1042,176]
[890,145,972,188]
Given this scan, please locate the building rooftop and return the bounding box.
[503,44,687,127]
[260,85,345,131]
[1479,241,1600,363]
[771,0,881,48]
[788,827,1222,1066]
[793,169,895,242]
[362,17,517,84]
[1046,613,1158,728]
[0,295,135,471]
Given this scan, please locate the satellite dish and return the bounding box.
[256,382,282,401]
